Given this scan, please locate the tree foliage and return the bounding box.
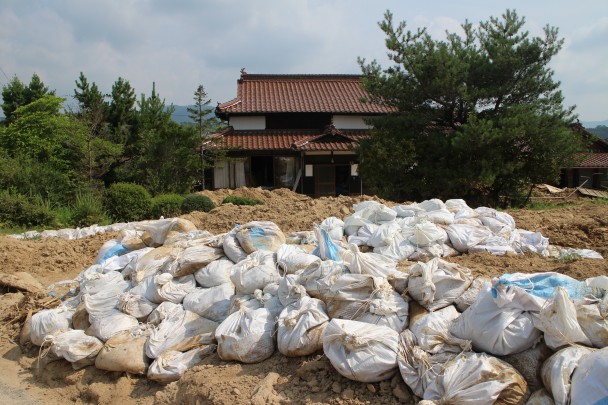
[358,9,585,206]
[1,73,54,124]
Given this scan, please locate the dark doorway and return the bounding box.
[315,165,335,197]
[251,156,274,187]
[335,165,350,195]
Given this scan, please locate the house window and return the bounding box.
[274,157,297,188]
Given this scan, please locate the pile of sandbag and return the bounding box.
[25,203,608,403]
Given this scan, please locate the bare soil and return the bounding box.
[0,187,606,405]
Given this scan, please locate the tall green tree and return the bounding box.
[187,84,224,190]
[1,76,26,124]
[358,9,585,206]
[73,72,122,187]
[107,77,136,145]
[0,95,87,203]
[1,73,54,124]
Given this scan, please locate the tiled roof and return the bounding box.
[216,73,392,116]
[205,128,367,152]
[573,152,608,168]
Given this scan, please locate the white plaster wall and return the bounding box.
[229,116,266,130]
[333,115,371,129]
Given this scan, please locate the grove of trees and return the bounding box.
[0,73,223,228]
[358,9,587,206]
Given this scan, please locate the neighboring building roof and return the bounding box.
[204,126,367,152]
[573,153,608,169]
[216,72,393,118]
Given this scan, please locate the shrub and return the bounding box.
[0,190,56,228]
[71,191,110,227]
[151,194,185,218]
[181,194,215,213]
[222,195,263,206]
[104,182,152,222]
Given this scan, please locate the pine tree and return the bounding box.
[358,9,585,206]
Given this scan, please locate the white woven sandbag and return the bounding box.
[145,310,218,359]
[480,216,513,239]
[80,270,129,296]
[446,223,492,253]
[95,327,152,374]
[132,245,180,285]
[82,278,132,318]
[393,204,424,218]
[223,228,248,263]
[534,286,593,349]
[417,199,447,213]
[356,222,380,240]
[102,247,153,274]
[355,203,397,225]
[541,346,595,405]
[373,233,416,262]
[570,347,608,405]
[342,243,399,278]
[492,272,601,313]
[118,292,158,319]
[513,230,549,255]
[450,283,542,356]
[163,245,224,278]
[526,389,556,405]
[139,218,198,247]
[120,228,146,250]
[576,294,608,348]
[409,221,448,247]
[419,208,455,225]
[469,236,517,256]
[194,257,234,287]
[30,307,73,346]
[89,310,139,342]
[298,260,347,300]
[49,329,103,364]
[320,216,345,241]
[147,301,183,326]
[230,250,279,294]
[275,244,320,275]
[475,207,516,229]
[367,221,402,248]
[255,287,284,318]
[236,221,286,253]
[407,258,472,311]
[445,199,469,213]
[397,329,460,397]
[148,345,216,383]
[183,283,235,322]
[278,296,329,357]
[323,318,399,383]
[215,307,275,363]
[150,273,198,304]
[325,273,388,319]
[228,293,264,315]
[96,239,129,264]
[422,352,528,404]
[278,274,308,307]
[454,276,489,312]
[343,211,371,237]
[409,305,471,354]
[356,288,410,333]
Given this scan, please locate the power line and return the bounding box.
[0,65,10,85]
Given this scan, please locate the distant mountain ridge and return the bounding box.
[169,105,215,124]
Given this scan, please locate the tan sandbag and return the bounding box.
[72,301,90,331]
[132,245,181,285]
[95,330,150,374]
[141,218,198,247]
[0,272,44,294]
[236,221,285,254]
[163,245,224,278]
[19,309,33,348]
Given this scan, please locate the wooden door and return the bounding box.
[315,165,335,197]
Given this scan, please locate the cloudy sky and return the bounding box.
[1,0,607,122]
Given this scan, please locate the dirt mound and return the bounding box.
[0,189,607,405]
